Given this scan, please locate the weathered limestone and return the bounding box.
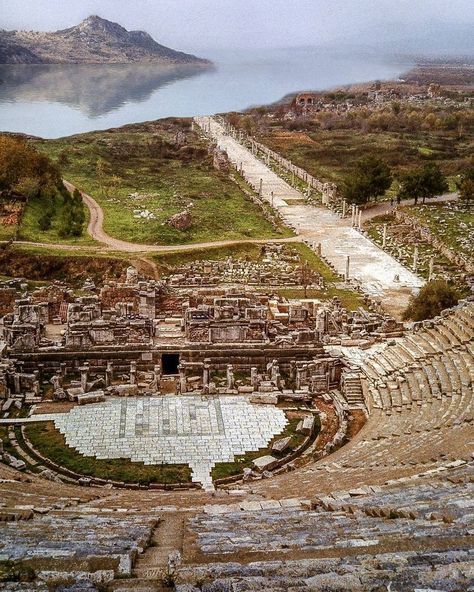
[32,396,288,490]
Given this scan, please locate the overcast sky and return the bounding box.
[1,0,473,52]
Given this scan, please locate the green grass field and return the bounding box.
[254,125,471,203]
[32,120,291,245]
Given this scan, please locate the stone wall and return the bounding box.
[394,210,474,273]
[0,288,17,316]
[217,116,339,205]
[100,287,140,312]
[12,343,326,376]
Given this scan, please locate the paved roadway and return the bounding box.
[196,116,424,312]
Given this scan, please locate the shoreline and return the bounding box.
[0,55,472,140]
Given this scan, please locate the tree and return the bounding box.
[0,135,62,197]
[342,156,392,205]
[403,280,459,322]
[398,163,448,205]
[95,158,111,198]
[57,188,85,237]
[457,165,474,207]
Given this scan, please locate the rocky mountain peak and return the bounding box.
[65,15,128,38]
[0,16,212,65]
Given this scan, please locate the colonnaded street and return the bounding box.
[196,116,424,314]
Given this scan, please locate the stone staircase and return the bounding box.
[108,512,187,591]
[341,371,365,408]
[247,301,474,499]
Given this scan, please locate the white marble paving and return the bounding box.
[195,116,423,308]
[33,396,288,491]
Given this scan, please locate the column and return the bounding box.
[259,178,263,197]
[296,367,302,390]
[59,362,66,379]
[79,365,88,392]
[428,257,434,281]
[250,367,258,390]
[13,373,20,394]
[289,360,296,381]
[178,364,187,394]
[37,363,45,383]
[358,209,362,230]
[413,246,419,272]
[346,256,350,280]
[317,243,322,257]
[342,201,347,218]
[130,361,137,386]
[203,358,211,388]
[271,360,279,383]
[154,363,162,382]
[105,361,113,388]
[382,224,388,248]
[226,364,235,390]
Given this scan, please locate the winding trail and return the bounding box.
[8,141,456,313]
[15,180,299,254]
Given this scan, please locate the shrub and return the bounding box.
[37,211,52,231]
[403,280,460,321]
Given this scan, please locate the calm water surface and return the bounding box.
[0,48,407,138]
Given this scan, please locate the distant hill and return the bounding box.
[0,15,211,65]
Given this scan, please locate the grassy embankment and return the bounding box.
[30,119,291,245]
[403,203,473,259]
[25,422,192,485]
[0,245,129,285]
[212,414,313,480]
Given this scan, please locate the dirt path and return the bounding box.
[9,179,300,255]
[361,193,458,222]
